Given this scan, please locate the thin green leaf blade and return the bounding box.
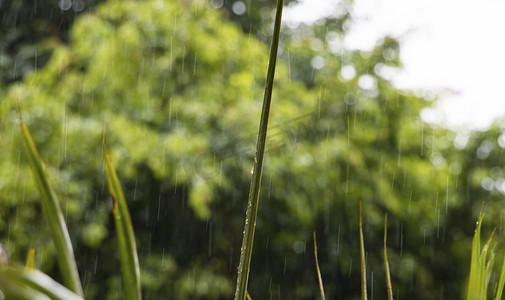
[466,213,497,300]
[359,202,367,300]
[384,213,393,300]
[104,153,141,300]
[0,281,51,300]
[467,214,482,300]
[0,266,83,300]
[313,232,326,300]
[233,0,284,299]
[20,122,83,296]
[494,253,505,300]
[25,247,35,270]
[481,234,496,298]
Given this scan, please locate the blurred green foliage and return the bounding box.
[0,0,106,84]
[1,0,505,299]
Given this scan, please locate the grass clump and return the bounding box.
[0,120,141,299]
[315,204,395,300]
[466,213,505,300]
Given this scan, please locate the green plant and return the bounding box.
[19,120,83,297]
[104,152,142,300]
[384,213,393,300]
[0,120,141,299]
[313,232,326,300]
[233,0,284,299]
[357,205,394,300]
[466,213,505,300]
[359,202,368,300]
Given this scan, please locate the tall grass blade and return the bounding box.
[20,122,83,296]
[0,266,84,300]
[466,213,498,300]
[467,213,485,300]
[25,247,35,270]
[233,0,284,299]
[494,254,505,300]
[313,232,326,300]
[467,214,482,300]
[481,235,495,298]
[104,153,141,300]
[384,213,393,300]
[359,202,367,300]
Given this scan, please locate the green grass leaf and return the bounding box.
[104,153,142,300]
[25,247,35,270]
[384,213,393,300]
[359,202,367,300]
[20,122,83,296]
[467,214,483,300]
[313,232,326,300]
[0,266,84,300]
[494,253,505,300]
[467,213,499,300]
[233,0,284,299]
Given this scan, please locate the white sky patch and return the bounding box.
[284,0,505,130]
[283,0,339,25]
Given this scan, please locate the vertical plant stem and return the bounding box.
[384,213,393,300]
[314,232,326,300]
[234,1,284,299]
[359,202,367,300]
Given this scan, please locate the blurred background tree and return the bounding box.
[0,0,503,299]
[0,0,106,84]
